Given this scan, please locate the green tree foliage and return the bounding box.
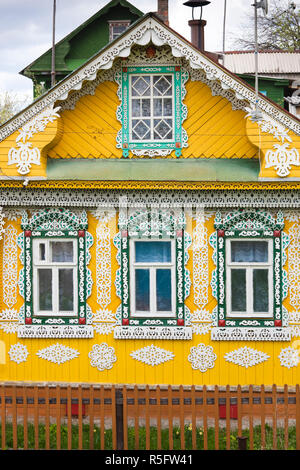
[232,0,300,51]
[0,91,30,125]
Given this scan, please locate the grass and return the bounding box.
[0,423,297,450]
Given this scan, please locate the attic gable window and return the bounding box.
[108,20,131,41]
[116,65,189,158]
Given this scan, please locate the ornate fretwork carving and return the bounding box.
[2,188,300,210]
[210,209,290,340]
[88,343,117,371]
[36,343,80,364]
[188,343,217,372]
[2,225,18,308]
[130,344,175,366]
[8,105,60,175]
[224,346,270,368]
[1,16,299,147]
[278,346,300,368]
[17,208,94,338]
[8,343,29,364]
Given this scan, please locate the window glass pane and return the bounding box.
[131,76,150,96]
[38,269,52,311]
[231,241,268,263]
[132,100,141,117]
[112,24,127,38]
[163,98,173,116]
[156,269,172,311]
[154,98,162,116]
[253,269,269,312]
[141,99,151,117]
[51,241,74,263]
[39,243,46,261]
[59,269,74,311]
[132,119,151,140]
[135,241,171,263]
[153,119,173,140]
[153,76,172,96]
[231,269,246,312]
[135,269,150,311]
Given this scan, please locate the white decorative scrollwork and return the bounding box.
[130,344,175,366]
[265,143,300,178]
[91,209,115,309]
[8,343,29,364]
[8,105,60,175]
[3,224,18,308]
[88,343,117,371]
[224,346,270,368]
[92,308,117,336]
[278,346,300,369]
[288,222,300,311]
[36,343,80,364]
[188,343,217,372]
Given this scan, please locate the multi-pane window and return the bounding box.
[226,239,273,317]
[130,240,175,317]
[119,65,187,157]
[108,21,130,41]
[33,239,77,316]
[130,75,173,142]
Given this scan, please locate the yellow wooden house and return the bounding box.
[0,9,300,388]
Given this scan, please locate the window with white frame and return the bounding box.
[118,65,188,157]
[210,209,291,341]
[108,20,130,41]
[113,208,192,340]
[226,239,273,317]
[17,208,94,338]
[33,239,77,316]
[130,74,174,142]
[130,240,175,317]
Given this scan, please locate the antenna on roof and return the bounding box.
[250,0,268,122]
[51,0,56,88]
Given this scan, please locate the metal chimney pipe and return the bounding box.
[157,0,169,25]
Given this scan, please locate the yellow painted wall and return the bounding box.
[1,209,299,386]
[48,80,258,160]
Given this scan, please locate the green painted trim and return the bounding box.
[47,158,260,182]
[120,66,184,157]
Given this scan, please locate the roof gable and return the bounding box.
[1,13,300,182]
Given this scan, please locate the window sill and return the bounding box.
[17,325,94,339]
[114,326,192,340]
[211,327,291,342]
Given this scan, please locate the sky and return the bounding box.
[0,0,297,101]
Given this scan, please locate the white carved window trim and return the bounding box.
[226,238,274,319]
[129,73,175,143]
[32,238,78,317]
[129,238,176,318]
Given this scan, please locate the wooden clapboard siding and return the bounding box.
[48,80,258,161]
[0,211,299,386]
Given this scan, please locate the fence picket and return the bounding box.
[0,382,298,451]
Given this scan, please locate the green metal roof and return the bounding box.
[46,158,260,182]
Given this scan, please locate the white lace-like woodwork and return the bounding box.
[130,344,175,366]
[88,343,117,371]
[224,346,270,368]
[188,343,217,372]
[36,343,80,364]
